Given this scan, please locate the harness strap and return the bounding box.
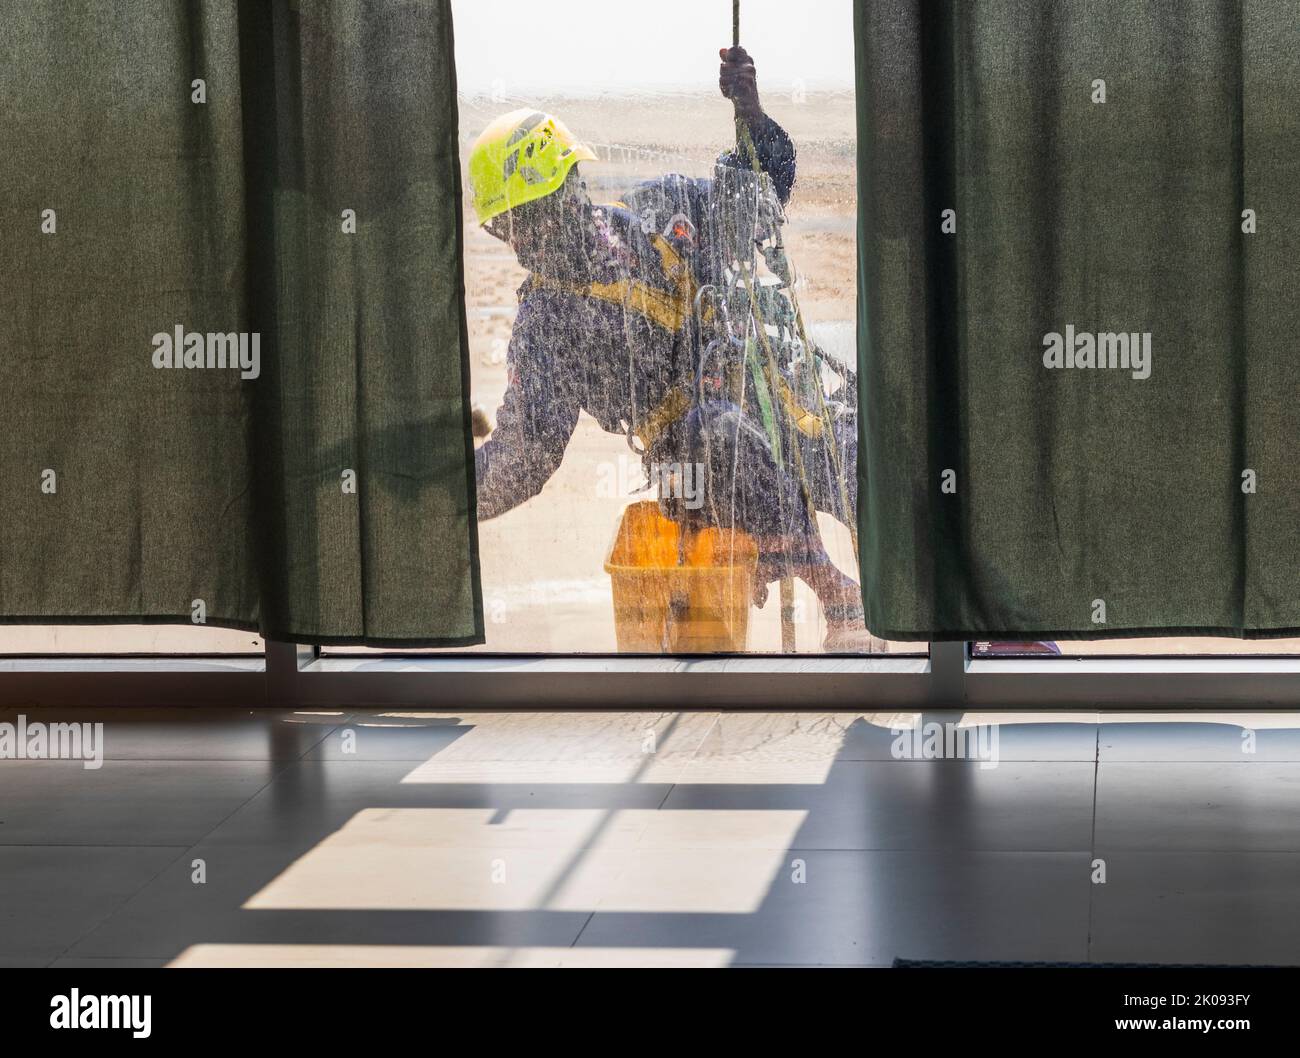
[636,385,693,450]
[526,234,699,334]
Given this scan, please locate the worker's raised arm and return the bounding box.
[474,299,581,521]
[717,45,797,204]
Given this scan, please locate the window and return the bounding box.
[327,0,917,658]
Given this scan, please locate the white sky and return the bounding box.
[452,0,855,96]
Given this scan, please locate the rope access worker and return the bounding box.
[469,46,890,652]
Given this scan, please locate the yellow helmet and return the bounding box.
[468,108,598,226]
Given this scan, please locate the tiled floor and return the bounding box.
[2,706,1299,967]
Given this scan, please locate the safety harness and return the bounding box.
[525,230,822,449]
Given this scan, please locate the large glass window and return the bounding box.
[329,0,919,656]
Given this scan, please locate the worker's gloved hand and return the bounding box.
[719,45,762,123]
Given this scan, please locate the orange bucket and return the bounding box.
[604,500,758,653]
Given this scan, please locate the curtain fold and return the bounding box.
[0,0,483,647]
[856,0,1299,640]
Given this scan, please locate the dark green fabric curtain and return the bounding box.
[0,0,482,646]
[856,0,1300,640]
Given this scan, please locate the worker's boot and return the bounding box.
[820,602,887,654]
[823,622,888,654]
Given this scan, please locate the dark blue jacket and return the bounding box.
[475,114,796,520]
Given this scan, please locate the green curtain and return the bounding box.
[0,0,483,647]
[856,0,1300,640]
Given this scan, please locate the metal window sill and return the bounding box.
[303,654,930,676]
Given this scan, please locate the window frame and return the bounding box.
[5,640,1300,708]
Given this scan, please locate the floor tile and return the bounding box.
[690,711,1098,764]
[2,707,344,761]
[239,840,795,915]
[313,711,716,780]
[0,846,182,960]
[390,759,691,783]
[164,944,733,968]
[1090,852,1300,964]
[664,761,1097,851]
[0,760,279,845]
[1100,714,1300,761]
[306,713,479,761]
[196,759,675,853]
[575,850,1092,966]
[1095,762,1300,851]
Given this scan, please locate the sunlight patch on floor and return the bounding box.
[243,807,806,914]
